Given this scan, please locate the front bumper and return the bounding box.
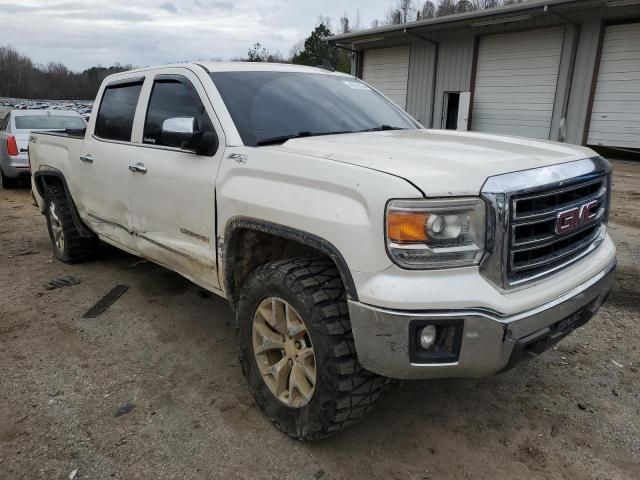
[348,260,616,380]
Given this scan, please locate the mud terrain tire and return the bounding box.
[236,257,386,440]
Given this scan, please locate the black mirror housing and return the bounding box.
[186,131,218,156]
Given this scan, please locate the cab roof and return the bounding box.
[107,62,352,80]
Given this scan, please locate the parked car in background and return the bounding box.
[1,109,86,188]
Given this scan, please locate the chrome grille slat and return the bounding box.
[509,225,602,271]
[513,186,607,221]
[511,209,606,249]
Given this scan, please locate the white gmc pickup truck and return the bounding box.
[29,62,616,440]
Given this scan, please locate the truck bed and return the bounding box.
[29,129,84,197]
[35,128,87,140]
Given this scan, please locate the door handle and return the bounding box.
[79,154,94,163]
[129,163,147,174]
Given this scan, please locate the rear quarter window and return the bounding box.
[94,81,143,142]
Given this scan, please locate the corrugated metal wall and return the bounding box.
[587,22,640,149]
[406,40,436,126]
[430,32,475,128]
[471,27,565,139]
[565,19,604,145]
[355,36,436,126]
[352,4,640,146]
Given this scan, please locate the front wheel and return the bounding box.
[236,258,386,440]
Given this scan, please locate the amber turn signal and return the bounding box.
[387,211,430,243]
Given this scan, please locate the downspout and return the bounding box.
[547,7,581,142]
[333,43,359,77]
[404,28,439,128]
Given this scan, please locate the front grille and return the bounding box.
[507,175,609,285]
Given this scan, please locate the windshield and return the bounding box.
[211,71,417,146]
[15,115,86,130]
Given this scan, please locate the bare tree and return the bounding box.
[289,39,305,59]
[385,7,403,24]
[457,0,475,12]
[384,0,418,24]
[398,0,417,23]
[353,9,361,31]
[339,12,350,34]
[474,0,501,7]
[317,15,332,31]
[436,0,458,16]
[417,1,436,20]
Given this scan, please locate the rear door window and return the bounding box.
[95,81,143,142]
[143,76,214,147]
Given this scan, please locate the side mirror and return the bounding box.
[160,117,218,156]
[160,117,196,149]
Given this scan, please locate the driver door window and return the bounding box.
[143,77,214,148]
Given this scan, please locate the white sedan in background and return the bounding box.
[0,109,86,188]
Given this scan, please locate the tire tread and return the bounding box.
[46,184,98,263]
[239,257,387,440]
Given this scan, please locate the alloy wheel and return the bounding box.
[252,297,317,408]
[49,202,65,251]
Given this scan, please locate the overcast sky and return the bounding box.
[1,0,395,71]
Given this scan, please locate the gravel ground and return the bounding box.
[0,159,638,480]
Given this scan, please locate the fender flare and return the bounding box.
[33,170,95,238]
[223,217,359,303]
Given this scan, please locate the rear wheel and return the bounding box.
[0,169,18,189]
[45,184,99,263]
[236,258,386,440]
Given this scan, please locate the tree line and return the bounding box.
[0,46,131,100]
[375,0,526,27]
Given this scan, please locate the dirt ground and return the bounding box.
[0,160,638,480]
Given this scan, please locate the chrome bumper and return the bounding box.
[348,260,616,380]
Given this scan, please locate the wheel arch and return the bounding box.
[222,217,358,306]
[33,170,94,238]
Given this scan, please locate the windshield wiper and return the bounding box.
[355,125,407,133]
[256,130,354,146]
[256,125,407,146]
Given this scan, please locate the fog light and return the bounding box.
[419,325,437,349]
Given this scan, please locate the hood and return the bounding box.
[276,129,595,196]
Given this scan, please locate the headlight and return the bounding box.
[386,198,486,269]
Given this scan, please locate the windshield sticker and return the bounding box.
[344,81,372,91]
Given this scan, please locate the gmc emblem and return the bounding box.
[556,200,599,234]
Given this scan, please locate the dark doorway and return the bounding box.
[443,92,460,130]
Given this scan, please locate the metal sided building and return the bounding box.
[327,0,640,150]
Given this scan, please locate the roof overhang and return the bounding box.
[326,0,612,44]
